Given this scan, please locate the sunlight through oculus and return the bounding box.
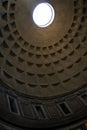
[33,3,55,28]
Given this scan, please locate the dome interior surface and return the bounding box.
[0,0,87,98]
[0,0,87,129]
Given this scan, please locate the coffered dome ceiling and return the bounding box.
[0,0,87,130]
[0,0,87,98]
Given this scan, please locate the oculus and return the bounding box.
[33,3,55,28]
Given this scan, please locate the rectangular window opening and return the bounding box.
[35,105,46,119]
[81,93,87,104]
[8,96,19,114]
[59,103,71,115]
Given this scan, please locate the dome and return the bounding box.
[0,0,87,129]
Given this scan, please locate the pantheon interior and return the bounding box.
[0,0,87,129]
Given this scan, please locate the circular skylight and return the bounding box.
[33,3,55,28]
